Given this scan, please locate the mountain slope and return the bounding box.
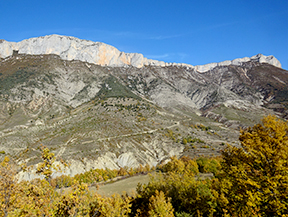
[0,35,287,179]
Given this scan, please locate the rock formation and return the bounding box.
[0,35,282,70]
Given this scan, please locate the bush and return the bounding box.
[196,157,221,174]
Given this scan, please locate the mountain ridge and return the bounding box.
[0,34,282,70]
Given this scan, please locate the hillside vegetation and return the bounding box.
[1,51,288,176]
[0,115,287,216]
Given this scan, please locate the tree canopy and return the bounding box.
[220,115,288,216]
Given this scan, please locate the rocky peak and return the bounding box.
[0,35,282,70]
[0,35,148,68]
[194,54,281,73]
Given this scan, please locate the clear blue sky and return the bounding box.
[1,0,288,69]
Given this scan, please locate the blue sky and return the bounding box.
[1,0,288,69]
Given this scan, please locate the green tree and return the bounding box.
[196,157,221,174]
[220,115,288,216]
[182,138,187,145]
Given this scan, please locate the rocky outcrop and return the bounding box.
[0,35,282,70]
[194,54,281,73]
[0,35,149,68]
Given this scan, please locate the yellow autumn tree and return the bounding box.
[148,190,174,217]
[96,193,132,217]
[53,181,92,216]
[0,156,17,217]
[220,115,288,216]
[134,156,216,216]
[12,179,56,216]
[36,146,56,184]
[36,145,66,185]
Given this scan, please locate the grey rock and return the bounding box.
[0,35,282,70]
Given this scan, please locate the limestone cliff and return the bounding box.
[0,35,282,70]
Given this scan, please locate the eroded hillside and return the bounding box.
[0,41,287,178]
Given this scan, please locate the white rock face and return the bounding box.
[0,35,150,68]
[117,152,139,168]
[195,62,218,73]
[251,53,282,68]
[194,54,281,73]
[0,34,282,70]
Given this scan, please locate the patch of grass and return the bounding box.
[96,76,141,100]
[211,105,263,126]
[95,174,151,196]
[0,69,36,94]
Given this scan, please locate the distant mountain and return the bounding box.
[0,35,287,179]
[0,34,281,69]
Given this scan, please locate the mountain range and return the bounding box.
[0,35,287,179]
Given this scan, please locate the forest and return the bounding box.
[0,115,287,216]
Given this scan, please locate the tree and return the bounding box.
[0,156,17,217]
[148,190,174,217]
[196,157,221,174]
[118,167,128,176]
[182,138,187,145]
[220,115,288,216]
[96,193,132,217]
[53,181,91,216]
[134,156,216,216]
[12,179,56,216]
[36,145,59,184]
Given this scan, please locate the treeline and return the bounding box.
[0,152,220,216]
[0,115,287,216]
[52,164,153,188]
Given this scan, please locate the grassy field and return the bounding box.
[91,174,151,196]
